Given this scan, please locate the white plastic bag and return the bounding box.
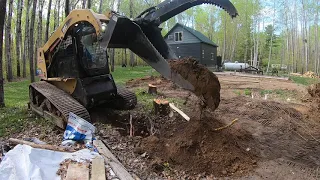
[0,144,99,180]
[62,112,96,147]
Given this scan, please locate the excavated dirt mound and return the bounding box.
[308,83,320,99]
[140,114,257,177]
[215,96,320,167]
[169,58,221,111]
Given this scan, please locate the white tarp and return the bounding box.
[0,144,100,180]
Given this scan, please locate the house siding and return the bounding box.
[201,43,217,66]
[165,26,201,44]
[168,43,201,61]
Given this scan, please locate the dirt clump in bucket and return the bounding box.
[169,58,220,111]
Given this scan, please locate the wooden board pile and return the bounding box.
[8,139,135,180]
[303,71,319,78]
[56,140,135,180]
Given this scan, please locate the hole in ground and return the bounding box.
[90,108,150,137]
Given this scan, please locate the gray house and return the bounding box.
[164,23,218,66]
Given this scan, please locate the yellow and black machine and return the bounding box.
[29,0,238,129]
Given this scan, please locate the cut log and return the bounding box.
[148,84,157,95]
[153,99,170,116]
[65,162,89,180]
[9,138,76,152]
[93,140,134,180]
[169,103,190,121]
[91,157,106,180]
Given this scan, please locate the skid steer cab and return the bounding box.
[35,10,127,109]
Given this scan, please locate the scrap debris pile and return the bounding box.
[303,71,319,78]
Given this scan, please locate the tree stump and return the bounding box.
[148,84,157,95]
[153,99,170,116]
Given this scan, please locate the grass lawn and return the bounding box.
[289,76,320,86]
[0,66,155,137]
[112,66,159,85]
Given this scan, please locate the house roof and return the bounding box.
[164,23,218,47]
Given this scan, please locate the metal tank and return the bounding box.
[223,61,250,71]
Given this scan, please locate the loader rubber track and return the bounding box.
[29,81,90,127]
[114,86,137,110]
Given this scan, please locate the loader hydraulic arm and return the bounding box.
[133,0,238,61]
[135,0,238,25]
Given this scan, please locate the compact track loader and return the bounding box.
[29,0,238,129]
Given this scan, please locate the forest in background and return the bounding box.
[1,0,320,84]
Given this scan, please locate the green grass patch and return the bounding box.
[134,88,185,112]
[0,66,158,137]
[0,80,30,137]
[259,89,297,100]
[260,90,273,96]
[4,80,30,107]
[234,90,242,96]
[244,89,252,96]
[112,66,159,85]
[0,107,29,137]
[289,76,320,86]
[135,88,155,111]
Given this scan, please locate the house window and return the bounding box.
[202,50,205,58]
[168,35,174,40]
[174,32,183,42]
[211,53,214,61]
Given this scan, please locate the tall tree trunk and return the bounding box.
[45,0,52,41]
[15,0,23,77]
[124,48,127,66]
[98,0,103,13]
[253,16,260,68]
[65,0,70,17]
[109,0,118,70]
[54,0,61,30]
[266,0,276,73]
[36,0,44,71]
[23,0,31,78]
[87,0,91,9]
[315,0,319,74]
[0,0,7,107]
[244,0,248,62]
[230,23,239,61]
[29,0,37,82]
[129,0,135,67]
[110,49,114,72]
[5,0,13,82]
[222,11,227,61]
[82,0,86,8]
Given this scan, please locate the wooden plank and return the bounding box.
[66,163,89,180]
[169,103,190,121]
[9,138,76,152]
[93,140,134,180]
[91,157,106,180]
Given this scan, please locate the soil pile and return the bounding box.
[140,114,257,177]
[169,58,220,111]
[215,96,320,167]
[307,83,320,99]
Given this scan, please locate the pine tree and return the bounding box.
[0,0,7,107]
